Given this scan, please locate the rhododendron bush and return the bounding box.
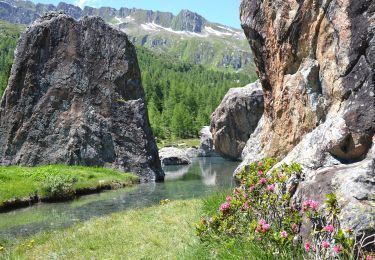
[196,159,374,259]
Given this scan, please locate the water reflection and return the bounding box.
[0,157,238,241]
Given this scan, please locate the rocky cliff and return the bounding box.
[240,0,374,163]
[0,12,164,182]
[239,0,374,233]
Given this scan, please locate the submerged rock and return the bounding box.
[159,147,191,166]
[240,0,375,234]
[0,12,164,182]
[210,81,264,160]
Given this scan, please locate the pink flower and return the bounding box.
[267,184,275,192]
[258,170,263,176]
[219,202,230,212]
[243,201,250,210]
[226,196,232,202]
[324,224,334,233]
[249,185,255,193]
[333,244,342,254]
[366,256,374,260]
[278,173,285,180]
[258,219,267,226]
[259,178,267,185]
[280,230,288,238]
[321,241,330,249]
[257,161,263,167]
[303,199,319,211]
[304,242,312,252]
[263,223,270,231]
[257,219,271,233]
[310,200,319,210]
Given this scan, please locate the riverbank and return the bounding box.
[157,138,200,149]
[0,165,138,212]
[2,199,202,259]
[1,194,273,259]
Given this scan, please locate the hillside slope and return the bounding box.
[0,0,254,71]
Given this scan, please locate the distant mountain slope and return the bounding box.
[0,0,254,71]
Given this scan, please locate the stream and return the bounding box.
[0,157,239,242]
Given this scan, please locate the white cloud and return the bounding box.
[75,0,98,9]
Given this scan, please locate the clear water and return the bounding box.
[0,157,238,241]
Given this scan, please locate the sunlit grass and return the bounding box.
[0,165,138,206]
[0,196,290,259]
[5,200,202,259]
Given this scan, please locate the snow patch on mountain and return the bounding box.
[204,26,232,36]
[140,22,208,37]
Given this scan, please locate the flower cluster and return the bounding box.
[219,202,230,212]
[196,159,374,259]
[280,230,288,238]
[255,219,271,234]
[302,199,319,211]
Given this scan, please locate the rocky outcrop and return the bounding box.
[240,0,375,234]
[171,10,205,33]
[210,81,264,160]
[159,147,191,166]
[240,0,374,163]
[199,126,217,157]
[0,13,164,182]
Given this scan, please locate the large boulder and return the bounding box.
[159,147,191,166]
[210,81,264,160]
[0,12,164,182]
[239,0,375,234]
[240,0,374,163]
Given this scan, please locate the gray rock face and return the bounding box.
[240,0,375,235]
[159,147,191,166]
[171,10,205,33]
[294,153,375,236]
[0,13,164,182]
[199,126,217,157]
[210,80,264,160]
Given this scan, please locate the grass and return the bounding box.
[3,200,203,259]
[0,193,278,259]
[0,165,138,208]
[157,138,200,149]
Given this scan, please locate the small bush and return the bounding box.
[41,175,77,200]
[196,158,374,259]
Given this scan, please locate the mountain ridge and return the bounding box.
[0,0,253,70]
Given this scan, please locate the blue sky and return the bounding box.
[32,0,242,28]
